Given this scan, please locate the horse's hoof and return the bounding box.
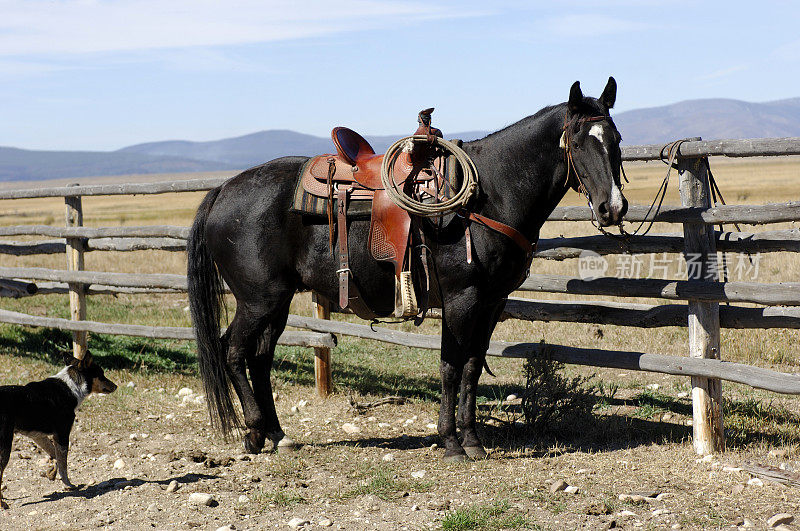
[243,431,266,454]
[44,465,57,481]
[442,452,469,463]
[1,500,9,510]
[464,446,488,460]
[276,436,300,452]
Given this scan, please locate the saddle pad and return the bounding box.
[291,158,372,218]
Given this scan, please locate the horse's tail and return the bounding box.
[187,186,241,436]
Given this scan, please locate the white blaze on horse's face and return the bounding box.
[590,120,624,212]
[609,181,624,213]
[588,123,607,154]
[577,118,627,226]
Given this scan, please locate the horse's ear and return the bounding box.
[568,81,583,113]
[600,76,617,110]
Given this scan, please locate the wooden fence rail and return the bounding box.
[286,314,800,395]
[3,229,800,258]
[501,298,800,329]
[0,309,336,348]
[2,134,800,456]
[549,202,800,225]
[0,225,189,239]
[3,266,800,307]
[2,203,799,236]
[0,267,188,290]
[519,274,800,306]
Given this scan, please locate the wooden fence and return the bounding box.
[2,136,800,456]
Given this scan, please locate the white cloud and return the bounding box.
[545,14,650,37]
[699,64,748,81]
[0,0,464,56]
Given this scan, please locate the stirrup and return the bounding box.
[393,271,418,318]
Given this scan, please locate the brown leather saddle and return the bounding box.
[297,109,449,319]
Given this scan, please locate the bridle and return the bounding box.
[561,113,630,238]
[561,114,611,195]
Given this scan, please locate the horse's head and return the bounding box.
[561,76,627,227]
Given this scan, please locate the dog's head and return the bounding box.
[62,351,118,394]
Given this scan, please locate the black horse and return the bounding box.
[187,77,627,461]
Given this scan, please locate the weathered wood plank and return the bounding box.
[0,177,229,200]
[519,274,800,306]
[5,229,797,259]
[285,313,800,395]
[0,240,66,255]
[86,237,187,252]
[549,202,800,225]
[621,137,800,161]
[0,225,189,239]
[0,309,336,348]
[286,314,441,350]
[0,237,188,255]
[0,278,38,295]
[536,229,800,260]
[0,266,188,289]
[5,229,797,258]
[34,282,185,295]
[502,298,800,329]
[64,192,88,360]
[489,342,800,395]
[678,155,723,454]
[312,292,333,398]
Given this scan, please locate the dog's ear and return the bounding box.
[77,351,94,368]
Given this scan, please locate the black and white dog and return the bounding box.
[0,352,117,509]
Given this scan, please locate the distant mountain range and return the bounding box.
[117,130,490,169]
[612,97,800,145]
[3,97,800,182]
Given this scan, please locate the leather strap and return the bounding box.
[327,157,336,249]
[337,187,350,310]
[462,211,534,259]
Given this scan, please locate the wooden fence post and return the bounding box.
[312,292,332,397]
[678,153,724,454]
[65,187,88,360]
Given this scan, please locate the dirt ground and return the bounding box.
[1,364,799,531]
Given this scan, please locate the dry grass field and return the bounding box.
[0,157,799,530]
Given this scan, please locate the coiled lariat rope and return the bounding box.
[380,135,478,217]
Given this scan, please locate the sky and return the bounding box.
[2,0,800,151]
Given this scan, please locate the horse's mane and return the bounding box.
[473,103,565,143]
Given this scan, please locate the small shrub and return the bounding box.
[521,349,598,433]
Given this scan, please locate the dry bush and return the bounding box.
[521,346,600,433]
